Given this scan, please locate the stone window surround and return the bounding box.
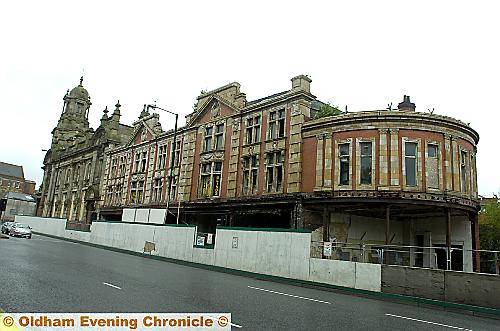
[424,139,443,192]
[200,119,226,153]
[264,149,285,194]
[198,159,224,199]
[401,137,423,191]
[241,153,260,196]
[334,138,353,191]
[266,107,287,141]
[356,137,376,190]
[458,147,470,195]
[243,112,262,146]
[133,147,149,174]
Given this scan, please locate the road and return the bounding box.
[0,234,498,330]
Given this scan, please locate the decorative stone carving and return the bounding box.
[211,100,220,119]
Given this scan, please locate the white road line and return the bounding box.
[230,322,243,328]
[385,313,472,331]
[247,286,331,305]
[102,282,122,290]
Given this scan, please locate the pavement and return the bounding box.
[0,234,498,330]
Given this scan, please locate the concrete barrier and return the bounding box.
[381,265,445,300]
[445,271,500,308]
[14,216,67,238]
[214,228,311,281]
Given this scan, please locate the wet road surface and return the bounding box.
[0,235,498,330]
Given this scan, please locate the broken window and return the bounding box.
[157,145,167,170]
[111,158,118,177]
[169,176,178,201]
[134,152,140,172]
[460,150,467,192]
[245,115,261,144]
[114,184,122,205]
[360,142,372,185]
[204,126,213,152]
[268,109,285,140]
[152,178,163,202]
[85,161,92,180]
[266,151,283,193]
[242,155,259,195]
[106,185,113,204]
[215,124,224,150]
[405,142,417,186]
[174,140,181,166]
[140,152,147,172]
[339,143,350,185]
[118,156,125,177]
[130,180,144,204]
[199,161,223,198]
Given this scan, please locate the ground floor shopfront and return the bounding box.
[96,192,480,272]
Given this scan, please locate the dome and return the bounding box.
[68,77,89,100]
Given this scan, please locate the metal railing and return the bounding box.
[311,241,500,274]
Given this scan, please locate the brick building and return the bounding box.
[0,161,36,197]
[39,75,481,271]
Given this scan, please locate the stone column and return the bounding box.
[315,134,324,190]
[287,101,307,193]
[323,133,332,189]
[444,133,453,191]
[451,137,459,192]
[378,129,389,187]
[389,128,400,187]
[227,118,241,198]
[178,130,196,201]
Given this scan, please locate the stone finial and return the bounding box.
[398,95,416,112]
[113,100,121,116]
[140,104,150,118]
[101,106,109,123]
[79,76,84,86]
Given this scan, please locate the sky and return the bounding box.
[0,1,499,196]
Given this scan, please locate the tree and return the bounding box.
[479,197,500,251]
[315,102,342,119]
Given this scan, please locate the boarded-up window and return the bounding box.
[427,144,439,189]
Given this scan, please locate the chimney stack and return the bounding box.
[398,95,416,112]
[291,75,311,93]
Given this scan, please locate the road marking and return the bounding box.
[230,322,243,328]
[102,282,122,290]
[247,286,331,305]
[385,314,472,330]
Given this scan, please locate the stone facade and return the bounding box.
[38,77,481,271]
[38,78,133,230]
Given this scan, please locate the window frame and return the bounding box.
[245,114,261,145]
[199,160,223,198]
[265,150,284,193]
[267,109,286,140]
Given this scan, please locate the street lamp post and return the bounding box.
[147,104,179,224]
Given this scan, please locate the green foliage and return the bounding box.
[479,198,500,251]
[315,102,342,119]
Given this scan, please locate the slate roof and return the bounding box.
[0,162,24,179]
[247,91,289,106]
[2,191,36,202]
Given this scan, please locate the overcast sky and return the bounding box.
[0,1,498,195]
